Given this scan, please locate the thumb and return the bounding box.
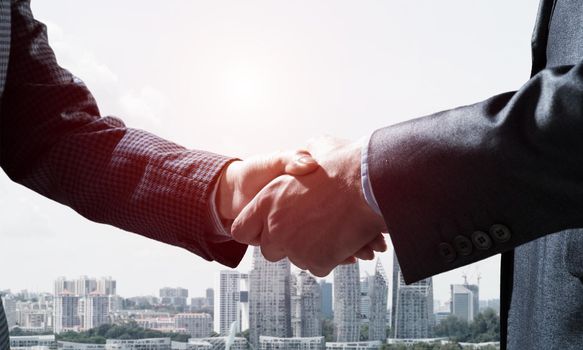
[281,150,319,176]
[231,191,266,246]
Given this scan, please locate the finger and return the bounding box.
[309,266,332,278]
[340,256,358,265]
[231,192,267,245]
[354,246,375,260]
[261,243,286,263]
[367,234,388,252]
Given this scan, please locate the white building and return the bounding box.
[106,338,171,350]
[160,288,188,307]
[291,272,321,337]
[333,262,360,342]
[174,313,212,338]
[214,270,241,335]
[2,296,17,328]
[325,341,382,350]
[193,337,248,350]
[259,336,325,350]
[59,341,106,349]
[172,340,212,350]
[249,248,292,347]
[9,335,56,349]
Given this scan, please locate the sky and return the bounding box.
[0,0,539,304]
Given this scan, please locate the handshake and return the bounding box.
[216,136,388,277]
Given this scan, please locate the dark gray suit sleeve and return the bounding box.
[368,60,583,284]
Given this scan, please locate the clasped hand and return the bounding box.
[217,136,387,277]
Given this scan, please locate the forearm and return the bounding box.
[369,62,583,283]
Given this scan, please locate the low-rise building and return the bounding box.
[259,336,325,350]
[106,338,171,350]
[325,341,382,350]
[10,335,57,350]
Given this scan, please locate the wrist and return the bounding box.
[216,161,241,220]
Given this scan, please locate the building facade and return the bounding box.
[249,247,292,347]
[391,253,433,339]
[174,313,213,338]
[333,262,360,342]
[291,271,322,337]
[367,260,388,341]
[214,270,241,335]
[259,336,325,350]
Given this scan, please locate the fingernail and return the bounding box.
[297,155,317,165]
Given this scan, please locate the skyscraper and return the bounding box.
[333,262,360,342]
[319,280,333,319]
[291,271,322,337]
[215,270,241,335]
[368,260,388,341]
[391,253,433,339]
[450,285,474,322]
[249,247,292,347]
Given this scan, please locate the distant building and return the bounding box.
[1,295,17,327]
[249,247,292,347]
[54,292,80,333]
[391,253,433,339]
[83,294,110,330]
[174,313,213,338]
[450,285,475,322]
[291,271,322,337]
[367,260,388,342]
[97,277,117,296]
[10,335,56,349]
[333,262,360,342]
[215,270,242,335]
[325,341,382,350]
[480,299,500,314]
[106,338,171,350]
[206,288,214,309]
[193,337,248,350]
[60,341,106,349]
[319,281,333,319]
[160,287,189,307]
[434,312,451,325]
[172,340,213,350]
[259,336,325,350]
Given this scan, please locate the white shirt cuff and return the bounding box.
[360,134,382,215]
[208,172,234,242]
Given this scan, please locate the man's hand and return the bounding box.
[231,137,388,277]
[217,150,319,221]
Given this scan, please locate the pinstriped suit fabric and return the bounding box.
[0,299,9,350]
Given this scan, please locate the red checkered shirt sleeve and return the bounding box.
[0,0,247,267]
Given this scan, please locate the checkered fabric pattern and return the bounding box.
[0,0,247,268]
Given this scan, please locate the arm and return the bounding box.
[0,0,318,267]
[369,60,583,283]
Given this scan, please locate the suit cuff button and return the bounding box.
[438,242,456,263]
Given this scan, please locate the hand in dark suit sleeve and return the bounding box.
[0,0,243,266]
[368,59,583,283]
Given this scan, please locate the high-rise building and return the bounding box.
[319,281,333,319]
[333,262,360,342]
[249,247,292,347]
[1,295,17,328]
[160,287,189,307]
[76,276,98,296]
[450,284,475,322]
[174,313,213,338]
[391,253,433,339]
[54,277,76,296]
[367,260,388,341]
[54,292,80,333]
[291,271,322,337]
[205,288,214,309]
[83,293,110,330]
[96,277,116,296]
[214,270,241,335]
[465,284,479,320]
[239,274,250,332]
